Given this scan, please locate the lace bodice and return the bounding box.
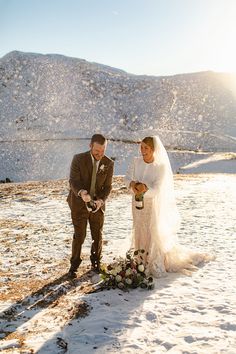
[125,157,163,198]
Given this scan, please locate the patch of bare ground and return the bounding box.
[0,176,127,199]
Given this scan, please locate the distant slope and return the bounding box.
[1,51,236,152]
[0,51,236,181]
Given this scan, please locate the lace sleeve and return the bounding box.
[124,158,136,189]
[145,164,165,198]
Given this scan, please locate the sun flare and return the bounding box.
[206,1,236,74]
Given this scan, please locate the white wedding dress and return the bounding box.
[125,136,213,277]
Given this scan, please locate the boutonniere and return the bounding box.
[98,164,106,174]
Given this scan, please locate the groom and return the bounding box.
[67,134,114,278]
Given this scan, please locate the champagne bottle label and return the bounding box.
[135,200,143,208]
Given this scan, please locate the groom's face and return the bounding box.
[90,142,107,161]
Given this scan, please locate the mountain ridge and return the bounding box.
[1,50,236,152]
[0,51,236,181]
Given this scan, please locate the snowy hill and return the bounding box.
[0,51,236,181]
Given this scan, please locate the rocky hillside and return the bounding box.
[0,51,236,181]
[1,51,236,151]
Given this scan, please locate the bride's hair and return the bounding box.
[142,136,154,150]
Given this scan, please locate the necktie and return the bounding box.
[90,158,97,199]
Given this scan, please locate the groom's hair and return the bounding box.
[91,134,106,145]
[142,136,154,150]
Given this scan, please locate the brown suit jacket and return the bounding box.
[67,151,114,223]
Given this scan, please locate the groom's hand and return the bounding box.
[92,199,104,213]
[80,190,91,202]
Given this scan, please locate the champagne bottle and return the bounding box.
[135,193,144,210]
[86,200,97,212]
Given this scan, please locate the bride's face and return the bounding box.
[141,142,154,163]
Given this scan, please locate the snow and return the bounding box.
[178,152,236,173]
[0,175,236,353]
[0,138,235,183]
[0,50,236,352]
[1,51,236,182]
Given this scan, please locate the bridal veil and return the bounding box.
[139,136,213,276]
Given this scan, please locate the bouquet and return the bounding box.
[99,249,154,291]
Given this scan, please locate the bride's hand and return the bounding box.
[135,182,148,194]
[130,181,139,194]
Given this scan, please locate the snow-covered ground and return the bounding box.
[0,174,235,353]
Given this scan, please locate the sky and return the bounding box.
[0,0,236,77]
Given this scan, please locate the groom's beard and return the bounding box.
[91,152,104,161]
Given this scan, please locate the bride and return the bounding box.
[125,136,213,277]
